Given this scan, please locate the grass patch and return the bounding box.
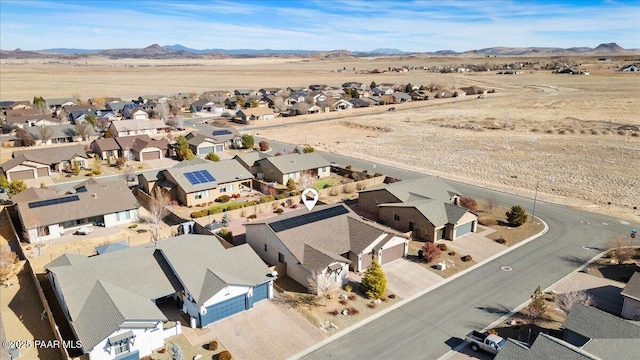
[315,179,335,190]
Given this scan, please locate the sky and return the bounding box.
[1,0,639,52]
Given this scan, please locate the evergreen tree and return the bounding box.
[241,134,254,149]
[370,81,377,89]
[405,83,413,93]
[286,178,296,191]
[362,259,387,299]
[506,205,528,226]
[175,136,194,160]
[205,152,220,162]
[7,180,26,198]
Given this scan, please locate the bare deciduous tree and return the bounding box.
[37,126,53,143]
[608,236,635,265]
[147,188,171,241]
[74,123,92,141]
[297,170,318,190]
[487,193,497,211]
[165,114,183,130]
[122,165,135,184]
[0,246,19,285]
[556,287,595,313]
[307,270,337,306]
[273,96,286,112]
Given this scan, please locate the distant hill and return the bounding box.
[1,42,637,59]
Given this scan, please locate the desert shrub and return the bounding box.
[631,132,639,137]
[275,193,288,200]
[208,340,218,351]
[286,178,296,191]
[380,296,388,302]
[495,237,507,245]
[448,251,456,256]
[274,208,284,214]
[328,309,339,316]
[368,302,377,309]
[259,195,275,203]
[461,255,473,262]
[373,172,383,177]
[343,184,356,194]
[591,129,600,135]
[218,350,232,360]
[345,165,352,170]
[329,187,339,196]
[344,284,352,292]
[129,224,138,229]
[247,214,257,220]
[209,207,223,215]
[348,294,357,301]
[422,242,442,263]
[226,202,242,211]
[458,196,478,211]
[478,215,498,226]
[436,243,448,251]
[618,130,627,136]
[302,145,315,153]
[190,210,207,218]
[530,128,540,133]
[388,294,396,299]
[544,129,554,134]
[580,129,588,134]
[347,306,360,315]
[506,205,528,226]
[558,129,567,135]
[258,141,270,151]
[356,182,366,191]
[218,228,233,243]
[216,195,231,203]
[339,299,348,305]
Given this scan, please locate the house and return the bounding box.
[287,86,308,93]
[621,64,640,72]
[245,204,409,293]
[122,107,149,120]
[234,89,259,97]
[621,272,640,320]
[45,234,274,360]
[201,90,233,99]
[4,108,54,129]
[2,145,88,181]
[322,89,345,99]
[235,108,275,124]
[27,124,98,145]
[108,120,170,137]
[70,110,118,125]
[45,98,76,112]
[0,100,31,111]
[256,153,331,184]
[185,129,240,156]
[285,91,308,106]
[358,177,477,241]
[258,88,283,96]
[91,138,121,161]
[350,98,375,108]
[14,179,139,242]
[409,90,430,101]
[371,87,394,96]
[189,99,224,113]
[391,92,412,103]
[233,151,273,175]
[330,99,354,111]
[142,158,253,206]
[131,137,170,161]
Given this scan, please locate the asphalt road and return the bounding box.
[248,138,637,360]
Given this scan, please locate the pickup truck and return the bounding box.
[465,330,506,354]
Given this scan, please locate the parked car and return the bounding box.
[387,107,396,111]
[75,226,94,235]
[465,330,506,354]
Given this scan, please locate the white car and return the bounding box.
[75,226,94,235]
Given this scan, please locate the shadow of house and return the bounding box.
[585,285,624,316]
[598,264,640,283]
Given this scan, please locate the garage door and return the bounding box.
[215,144,224,152]
[37,167,49,177]
[9,169,34,180]
[381,244,405,265]
[253,282,269,303]
[456,221,474,239]
[360,253,373,271]
[142,151,161,161]
[199,294,246,326]
[199,146,214,155]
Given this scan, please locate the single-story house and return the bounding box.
[1,145,89,181]
[358,177,477,241]
[70,110,117,125]
[14,179,140,242]
[189,99,224,113]
[27,124,99,145]
[234,89,259,97]
[185,129,240,156]
[391,92,412,103]
[45,234,274,360]
[108,120,170,137]
[235,108,275,124]
[114,135,152,160]
[246,204,409,293]
[142,158,253,207]
[256,152,331,184]
[409,90,430,101]
[622,272,640,320]
[91,138,121,161]
[330,99,354,111]
[350,98,376,108]
[131,137,170,161]
[233,151,273,175]
[4,109,55,129]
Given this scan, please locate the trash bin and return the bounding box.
[418,249,424,259]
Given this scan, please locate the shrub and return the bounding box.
[422,242,442,263]
[218,228,233,243]
[274,208,284,214]
[216,195,231,203]
[506,205,528,226]
[209,207,223,215]
[241,134,254,149]
[461,255,473,262]
[487,329,498,335]
[218,350,232,360]
[232,193,241,199]
[347,306,360,316]
[129,224,138,229]
[478,215,498,226]
[258,141,270,151]
[362,260,387,299]
[302,145,315,153]
[205,152,220,162]
[190,210,207,218]
[448,251,456,256]
[259,195,274,203]
[458,196,478,212]
[247,214,257,219]
[344,284,352,292]
[373,172,383,177]
[343,184,355,194]
[226,202,242,211]
[290,190,301,196]
[368,302,377,309]
[328,309,339,316]
[208,340,218,351]
[345,165,352,170]
[286,178,296,191]
[339,299,348,305]
[631,132,639,137]
[380,296,388,302]
[436,243,448,251]
[388,294,396,299]
[495,237,507,245]
[275,193,288,200]
[348,293,357,301]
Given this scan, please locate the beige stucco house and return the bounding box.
[256,153,331,185]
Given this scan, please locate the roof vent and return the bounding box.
[92,193,97,198]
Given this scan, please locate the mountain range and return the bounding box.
[0,43,636,59]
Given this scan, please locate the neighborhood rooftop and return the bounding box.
[164,158,253,193]
[360,177,460,203]
[257,152,330,175]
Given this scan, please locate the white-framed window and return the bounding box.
[113,339,130,355]
[394,214,400,221]
[116,211,131,222]
[220,185,233,193]
[195,191,209,199]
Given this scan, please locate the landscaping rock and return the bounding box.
[341,308,349,316]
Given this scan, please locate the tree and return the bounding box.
[250,99,259,108]
[165,114,183,130]
[237,96,246,108]
[361,259,387,299]
[459,196,478,212]
[221,213,230,228]
[84,114,97,129]
[122,165,135,184]
[7,180,26,198]
[506,205,527,226]
[273,96,286,112]
[370,81,377,89]
[205,152,220,162]
[302,145,315,153]
[522,285,546,325]
[556,288,595,314]
[0,247,19,285]
[171,343,184,360]
[74,123,92,141]
[259,141,270,151]
[175,135,193,160]
[608,236,635,265]
[351,89,360,99]
[487,193,497,211]
[97,117,111,132]
[15,128,35,147]
[297,170,317,190]
[0,175,10,190]
[307,270,338,305]
[33,96,49,115]
[148,188,170,241]
[405,83,413,93]
[286,178,296,191]
[104,128,115,138]
[421,242,442,263]
[241,134,254,149]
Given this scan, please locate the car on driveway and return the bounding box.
[75,226,94,235]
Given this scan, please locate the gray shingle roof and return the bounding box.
[622,272,640,300]
[28,124,97,140]
[583,338,640,359]
[233,151,273,168]
[564,303,640,340]
[258,153,330,175]
[111,119,169,132]
[16,180,139,228]
[495,334,599,360]
[360,177,460,204]
[92,138,120,152]
[164,159,253,194]
[12,144,88,166]
[114,135,151,150]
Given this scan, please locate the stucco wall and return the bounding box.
[103,209,139,227]
[358,189,401,215]
[87,323,164,360]
[379,206,437,242]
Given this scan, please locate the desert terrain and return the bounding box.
[1,55,638,220]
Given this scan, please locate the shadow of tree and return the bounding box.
[476,304,512,316]
[560,255,590,267]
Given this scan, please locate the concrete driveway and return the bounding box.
[384,258,444,299]
[447,229,507,264]
[206,300,325,360]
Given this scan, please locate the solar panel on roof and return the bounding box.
[28,195,80,209]
[212,130,232,136]
[270,206,349,233]
[184,170,216,185]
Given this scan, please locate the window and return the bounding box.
[278,252,284,263]
[264,244,267,252]
[288,173,295,180]
[76,218,87,225]
[195,191,209,199]
[220,185,233,193]
[116,211,131,222]
[113,339,130,355]
[394,214,400,221]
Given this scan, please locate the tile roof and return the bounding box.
[257,153,330,175]
[12,144,88,165]
[564,303,640,340]
[16,180,139,228]
[164,159,253,194]
[622,272,640,300]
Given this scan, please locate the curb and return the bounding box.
[289,219,549,360]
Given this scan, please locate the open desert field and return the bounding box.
[1,56,638,220]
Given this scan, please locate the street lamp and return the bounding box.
[532,177,554,223]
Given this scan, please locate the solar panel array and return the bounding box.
[270,206,349,233]
[212,130,233,136]
[28,195,80,209]
[184,170,216,185]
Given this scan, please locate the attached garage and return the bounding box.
[381,244,405,265]
[199,294,246,327]
[9,169,35,180]
[199,146,214,155]
[360,253,373,271]
[37,167,50,177]
[141,151,161,161]
[214,144,224,152]
[455,221,474,239]
[252,282,269,303]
